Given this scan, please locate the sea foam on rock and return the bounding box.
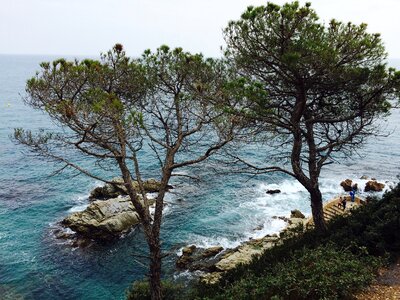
[176,211,307,285]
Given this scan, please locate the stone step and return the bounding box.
[324,210,337,219]
[330,205,344,214]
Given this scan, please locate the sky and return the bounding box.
[1,0,399,58]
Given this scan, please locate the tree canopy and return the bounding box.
[14,44,237,300]
[223,1,400,231]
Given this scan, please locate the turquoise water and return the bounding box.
[1,55,399,299]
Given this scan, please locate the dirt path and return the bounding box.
[355,260,400,300]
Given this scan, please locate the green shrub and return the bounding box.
[209,244,381,300]
[126,280,185,300]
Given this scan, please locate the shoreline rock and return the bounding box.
[62,196,155,240]
[89,178,172,200]
[365,180,385,192]
[176,211,307,285]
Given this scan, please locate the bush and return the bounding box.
[207,244,381,300]
[126,280,185,300]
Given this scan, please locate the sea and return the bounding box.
[0,55,399,300]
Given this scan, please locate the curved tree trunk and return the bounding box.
[309,188,327,233]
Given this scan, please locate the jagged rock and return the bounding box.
[290,209,305,219]
[182,245,196,255]
[54,228,74,240]
[266,189,281,194]
[371,177,377,181]
[62,196,155,240]
[176,245,223,270]
[365,180,385,192]
[360,175,369,180]
[176,255,194,269]
[215,244,263,271]
[253,224,264,231]
[340,179,353,192]
[272,216,290,223]
[202,246,223,258]
[89,178,172,200]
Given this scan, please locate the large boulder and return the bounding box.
[89,178,171,200]
[62,196,155,240]
[340,179,353,192]
[364,180,385,192]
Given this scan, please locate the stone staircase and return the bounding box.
[306,196,365,227]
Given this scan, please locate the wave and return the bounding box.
[176,175,396,255]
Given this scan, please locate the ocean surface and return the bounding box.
[0,55,399,300]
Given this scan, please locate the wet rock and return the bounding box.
[266,189,281,194]
[71,238,92,248]
[253,224,264,231]
[290,209,305,219]
[176,245,224,271]
[182,245,196,256]
[202,246,223,258]
[272,216,290,223]
[89,178,171,200]
[360,175,369,180]
[340,179,353,192]
[352,183,358,191]
[365,180,385,192]
[62,196,155,240]
[176,255,194,269]
[54,229,74,240]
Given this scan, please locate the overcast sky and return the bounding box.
[1,0,399,58]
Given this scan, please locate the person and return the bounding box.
[338,196,343,208]
[339,196,346,211]
[350,190,355,203]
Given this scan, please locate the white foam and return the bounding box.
[173,270,204,281]
[178,175,396,256]
[68,204,89,213]
[177,235,244,256]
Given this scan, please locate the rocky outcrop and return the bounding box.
[340,179,353,192]
[266,189,281,194]
[176,245,224,272]
[365,180,385,192]
[198,235,281,285]
[89,178,171,200]
[360,175,369,180]
[62,196,155,240]
[177,210,307,285]
[290,209,305,219]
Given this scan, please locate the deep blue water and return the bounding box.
[1,55,400,299]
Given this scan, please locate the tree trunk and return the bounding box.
[310,188,327,233]
[149,239,162,300]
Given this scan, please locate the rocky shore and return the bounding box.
[176,209,307,285]
[175,177,387,285]
[57,178,166,243]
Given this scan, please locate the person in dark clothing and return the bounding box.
[350,190,355,202]
[339,196,346,210]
